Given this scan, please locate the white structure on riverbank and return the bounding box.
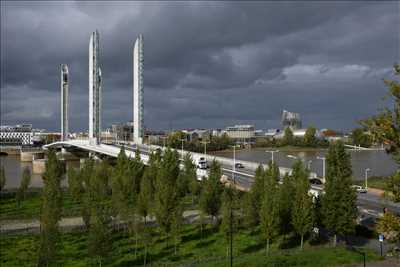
[133,34,144,144]
[61,64,69,141]
[89,30,102,145]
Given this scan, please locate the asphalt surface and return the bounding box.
[114,143,400,218]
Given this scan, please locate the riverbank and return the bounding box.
[210,146,329,155]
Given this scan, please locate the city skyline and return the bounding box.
[1,2,399,132]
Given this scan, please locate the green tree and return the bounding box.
[260,167,280,255]
[87,161,112,266]
[67,166,83,202]
[0,165,6,191]
[199,159,223,225]
[278,173,295,236]
[385,171,400,202]
[351,128,372,148]
[291,161,313,250]
[283,127,294,146]
[245,165,265,226]
[377,211,400,243]
[171,204,184,255]
[38,150,64,266]
[220,186,239,258]
[321,141,357,246]
[361,64,400,163]
[154,148,181,246]
[80,159,95,228]
[177,153,196,198]
[16,167,31,206]
[304,126,317,147]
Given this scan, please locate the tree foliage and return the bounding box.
[38,150,64,266]
[321,141,357,246]
[87,161,112,265]
[245,165,265,226]
[16,167,31,206]
[304,126,317,147]
[283,127,294,146]
[351,128,372,148]
[361,64,400,163]
[291,161,313,250]
[377,211,400,243]
[260,165,280,255]
[0,165,6,191]
[199,160,223,224]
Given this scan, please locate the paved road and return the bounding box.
[112,143,400,217]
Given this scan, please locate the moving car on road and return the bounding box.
[352,185,368,193]
[235,162,244,169]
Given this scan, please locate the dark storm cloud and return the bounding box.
[1,1,399,131]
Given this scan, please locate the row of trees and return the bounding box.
[244,141,357,253]
[37,141,361,266]
[163,131,233,153]
[254,126,330,148]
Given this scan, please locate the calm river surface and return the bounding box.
[214,148,398,181]
[0,155,79,189]
[0,148,398,189]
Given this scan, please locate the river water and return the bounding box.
[0,148,398,189]
[0,155,79,189]
[213,148,398,181]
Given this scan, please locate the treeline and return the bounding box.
[36,141,363,266]
[254,127,329,148]
[159,131,233,152]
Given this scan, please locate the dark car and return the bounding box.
[309,178,323,185]
[235,163,244,169]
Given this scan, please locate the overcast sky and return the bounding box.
[1,1,399,132]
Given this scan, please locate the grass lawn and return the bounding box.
[0,224,382,267]
[0,192,197,221]
[0,191,82,220]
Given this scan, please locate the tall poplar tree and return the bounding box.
[260,167,280,255]
[154,148,181,246]
[16,167,31,206]
[245,165,265,226]
[38,149,64,266]
[199,159,223,226]
[0,165,6,192]
[88,160,112,266]
[321,141,357,246]
[291,161,313,250]
[220,186,239,258]
[278,173,295,236]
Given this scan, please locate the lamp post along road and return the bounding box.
[180,139,186,160]
[201,140,210,159]
[317,156,326,184]
[365,168,371,189]
[266,150,279,165]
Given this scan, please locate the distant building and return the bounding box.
[182,129,210,142]
[0,124,33,145]
[225,125,255,144]
[281,110,302,130]
[112,122,134,141]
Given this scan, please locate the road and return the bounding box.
[114,143,400,218]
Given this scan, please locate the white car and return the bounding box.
[352,185,368,193]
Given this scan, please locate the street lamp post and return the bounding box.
[365,168,371,189]
[317,156,326,184]
[307,160,312,170]
[266,150,279,165]
[231,145,238,184]
[201,140,210,159]
[180,138,186,160]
